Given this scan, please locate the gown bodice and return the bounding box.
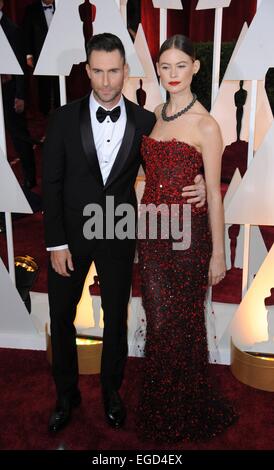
[141,135,207,214]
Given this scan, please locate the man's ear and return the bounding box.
[193,59,200,76]
[86,63,91,80]
[124,62,129,80]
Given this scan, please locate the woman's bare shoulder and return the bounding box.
[197,108,220,136]
[197,110,223,152]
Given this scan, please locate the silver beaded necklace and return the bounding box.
[161,93,197,122]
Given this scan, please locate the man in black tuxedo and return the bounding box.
[23,0,59,116]
[0,0,36,189]
[43,33,205,434]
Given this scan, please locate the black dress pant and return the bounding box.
[37,76,60,117]
[3,81,36,184]
[48,242,134,400]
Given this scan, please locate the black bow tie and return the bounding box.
[96,106,121,123]
[43,5,53,10]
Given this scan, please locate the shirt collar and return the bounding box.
[41,1,54,9]
[90,91,124,114]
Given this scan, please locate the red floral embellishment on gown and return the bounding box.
[137,136,238,443]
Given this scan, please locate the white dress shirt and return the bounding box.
[26,2,54,59]
[47,92,127,251]
[41,1,54,29]
[89,91,126,185]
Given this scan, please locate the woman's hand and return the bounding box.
[208,253,226,286]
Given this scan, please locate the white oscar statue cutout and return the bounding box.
[0,19,31,281]
[35,0,144,78]
[123,24,163,112]
[0,146,32,214]
[211,23,273,150]
[225,0,274,80]
[152,0,182,8]
[0,27,23,75]
[34,0,86,76]
[230,244,274,353]
[225,121,274,226]
[0,258,42,349]
[196,0,231,9]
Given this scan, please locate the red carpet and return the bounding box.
[0,348,274,450]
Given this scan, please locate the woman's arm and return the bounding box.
[199,115,226,286]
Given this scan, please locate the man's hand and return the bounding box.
[182,174,206,208]
[50,249,74,277]
[26,56,34,68]
[14,98,25,113]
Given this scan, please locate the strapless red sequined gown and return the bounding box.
[137,136,237,442]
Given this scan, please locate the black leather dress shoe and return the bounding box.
[48,391,81,434]
[103,390,126,428]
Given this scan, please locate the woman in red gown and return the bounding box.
[137,35,238,442]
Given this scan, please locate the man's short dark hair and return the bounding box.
[86,33,126,64]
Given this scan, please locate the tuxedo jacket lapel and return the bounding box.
[79,95,104,187]
[104,97,136,190]
[79,95,136,190]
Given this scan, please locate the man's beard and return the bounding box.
[93,89,121,105]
